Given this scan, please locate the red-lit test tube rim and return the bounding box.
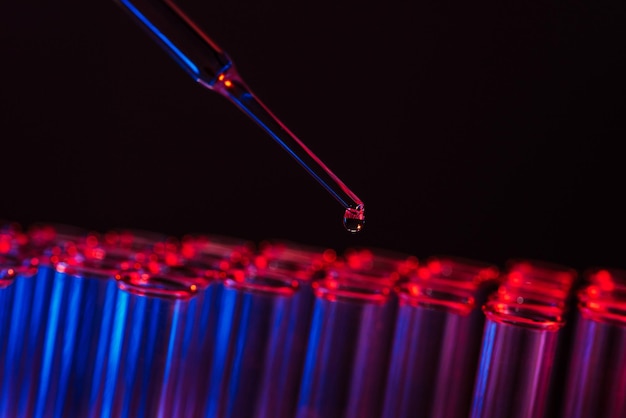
[501,259,579,307]
[578,291,626,326]
[181,232,256,255]
[104,228,170,252]
[502,271,573,299]
[55,261,118,280]
[180,233,256,271]
[0,227,37,275]
[505,259,578,289]
[577,269,626,326]
[424,255,500,285]
[395,256,500,315]
[397,280,476,316]
[584,267,626,290]
[340,247,419,281]
[44,238,138,279]
[0,226,26,255]
[115,269,200,300]
[494,285,569,311]
[483,298,565,331]
[157,264,214,289]
[224,266,300,297]
[312,267,396,305]
[27,222,92,249]
[255,239,337,281]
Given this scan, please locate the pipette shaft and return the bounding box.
[112,0,365,229]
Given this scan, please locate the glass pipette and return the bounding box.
[112,0,365,232]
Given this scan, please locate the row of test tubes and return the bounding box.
[1,220,625,418]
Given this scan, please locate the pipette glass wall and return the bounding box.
[111,0,365,231]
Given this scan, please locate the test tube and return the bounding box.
[0,259,18,377]
[560,268,626,418]
[499,259,579,417]
[30,239,137,418]
[100,268,198,418]
[296,265,397,418]
[381,256,500,418]
[167,233,256,417]
[0,224,89,417]
[470,297,565,418]
[252,240,335,418]
[0,254,39,418]
[201,265,315,418]
[162,267,218,418]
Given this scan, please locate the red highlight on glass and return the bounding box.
[561,267,626,418]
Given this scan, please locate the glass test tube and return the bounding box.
[0,256,38,418]
[202,266,315,418]
[100,268,197,418]
[382,256,500,418]
[162,269,218,418]
[0,260,19,382]
[500,259,579,417]
[168,233,257,417]
[296,266,398,418]
[561,268,626,418]
[470,299,565,418]
[0,225,89,417]
[29,235,146,418]
[252,240,334,418]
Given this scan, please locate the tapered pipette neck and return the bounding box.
[113,0,365,231]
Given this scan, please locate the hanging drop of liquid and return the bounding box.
[343,204,365,233]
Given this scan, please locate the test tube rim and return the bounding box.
[483,299,565,331]
[116,269,199,300]
[396,281,476,316]
[223,268,299,297]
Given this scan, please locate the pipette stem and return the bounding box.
[113,0,365,215]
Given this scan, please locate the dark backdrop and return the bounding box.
[2,0,625,272]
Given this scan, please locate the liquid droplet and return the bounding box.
[343,205,365,233]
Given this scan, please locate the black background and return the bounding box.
[2,0,625,273]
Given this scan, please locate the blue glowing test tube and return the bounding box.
[100,268,197,418]
[0,225,89,417]
[202,266,315,418]
[0,260,19,382]
[252,240,335,418]
[381,256,500,418]
[28,236,133,418]
[470,299,565,418]
[296,266,398,418]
